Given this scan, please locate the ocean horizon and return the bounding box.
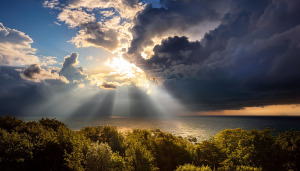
[18,115,300,142]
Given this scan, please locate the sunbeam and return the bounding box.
[27,86,99,117]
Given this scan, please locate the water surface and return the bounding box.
[20,115,300,142]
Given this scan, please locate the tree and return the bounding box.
[86,142,113,171]
[1,116,300,171]
[0,129,33,170]
[125,140,157,171]
[194,140,226,169]
[151,131,193,171]
[176,164,212,171]
[276,130,300,170]
[214,128,281,170]
[0,115,26,133]
[81,126,125,154]
[111,152,126,171]
[57,126,90,171]
[39,118,67,131]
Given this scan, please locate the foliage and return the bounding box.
[151,131,193,171]
[39,117,67,131]
[56,127,90,171]
[86,142,112,171]
[125,139,158,171]
[124,128,193,171]
[276,130,300,171]
[0,129,33,170]
[235,165,262,171]
[111,152,126,171]
[0,116,90,171]
[214,128,283,170]
[176,164,212,171]
[0,116,300,171]
[80,126,125,154]
[218,165,262,171]
[194,140,226,169]
[0,115,26,132]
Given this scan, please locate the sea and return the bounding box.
[20,115,300,142]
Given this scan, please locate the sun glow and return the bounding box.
[88,56,150,89]
[104,57,142,78]
[184,104,300,116]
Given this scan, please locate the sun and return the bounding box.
[88,56,150,89]
[104,57,143,79]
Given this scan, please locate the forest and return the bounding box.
[0,115,299,171]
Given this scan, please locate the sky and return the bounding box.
[0,0,300,117]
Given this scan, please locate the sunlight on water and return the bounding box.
[20,116,300,142]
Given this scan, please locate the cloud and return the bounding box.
[59,52,90,86]
[0,23,40,66]
[54,21,61,26]
[128,0,230,57]
[70,22,120,50]
[20,64,69,83]
[0,65,72,115]
[43,0,60,9]
[40,56,58,66]
[0,66,157,117]
[67,0,143,19]
[44,0,145,52]
[87,56,93,60]
[58,8,96,28]
[56,8,120,50]
[40,0,300,112]
[100,82,117,89]
[62,52,79,67]
[137,0,300,110]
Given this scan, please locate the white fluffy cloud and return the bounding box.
[43,0,60,9]
[67,0,143,19]
[0,23,40,66]
[21,64,69,83]
[58,8,96,28]
[60,52,89,83]
[44,0,144,52]
[70,22,120,50]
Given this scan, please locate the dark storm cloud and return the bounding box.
[128,0,230,55]
[138,0,300,110]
